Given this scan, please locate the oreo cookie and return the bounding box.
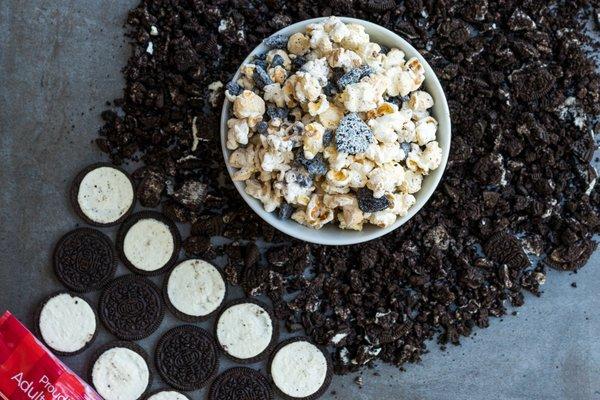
[35,291,97,356]
[164,259,226,322]
[99,274,164,340]
[215,298,278,363]
[209,367,273,400]
[90,341,152,400]
[71,163,135,227]
[484,232,530,270]
[53,228,116,292]
[155,325,219,391]
[117,211,181,276]
[145,390,191,400]
[268,337,332,400]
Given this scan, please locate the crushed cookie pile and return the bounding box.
[97,0,599,374]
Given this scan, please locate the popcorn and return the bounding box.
[229,145,256,181]
[233,90,266,119]
[278,169,314,205]
[341,24,370,50]
[225,18,442,230]
[261,149,292,173]
[309,29,333,55]
[364,142,404,165]
[338,206,364,230]
[324,16,350,43]
[368,211,397,228]
[308,94,330,116]
[323,193,356,209]
[400,170,423,194]
[342,80,382,112]
[263,83,286,108]
[408,91,434,111]
[368,108,411,143]
[318,103,345,129]
[386,67,414,97]
[301,58,330,86]
[327,48,362,71]
[388,192,416,216]
[291,72,322,103]
[367,163,405,198]
[245,179,281,212]
[304,194,335,228]
[269,66,288,84]
[324,146,351,171]
[382,48,406,69]
[226,118,250,150]
[406,141,442,174]
[303,122,325,159]
[326,169,352,187]
[415,116,438,145]
[287,32,311,55]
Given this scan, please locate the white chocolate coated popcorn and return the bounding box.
[226,17,442,230]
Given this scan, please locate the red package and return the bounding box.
[0,311,102,400]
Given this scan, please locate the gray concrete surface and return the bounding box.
[1,1,599,399]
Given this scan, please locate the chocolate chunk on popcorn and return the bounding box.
[337,65,373,90]
[253,65,274,89]
[335,113,373,154]
[357,188,390,213]
[264,34,289,49]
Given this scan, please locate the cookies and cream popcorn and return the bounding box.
[225,17,443,230]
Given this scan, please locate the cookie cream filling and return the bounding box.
[271,341,328,398]
[38,293,96,353]
[92,347,149,400]
[167,259,226,316]
[77,166,134,224]
[216,303,273,359]
[147,392,188,400]
[123,218,174,271]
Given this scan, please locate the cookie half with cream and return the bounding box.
[36,291,97,356]
[268,337,332,400]
[164,259,226,322]
[71,163,135,227]
[117,211,181,276]
[90,341,152,400]
[215,298,278,363]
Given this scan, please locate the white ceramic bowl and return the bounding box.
[221,17,451,246]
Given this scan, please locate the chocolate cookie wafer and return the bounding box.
[99,274,164,340]
[155,325,219,391]
[209,367,273,400]
[53,228,116,292]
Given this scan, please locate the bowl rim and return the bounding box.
[220,16,451,246]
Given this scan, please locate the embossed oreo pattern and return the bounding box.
[54,228,116,292]
[99,275,164,340]
[209,367,273,400]
[155,325,219,391]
